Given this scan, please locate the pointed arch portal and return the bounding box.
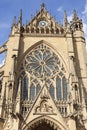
[24,117,63,130]
[33,122,54,130]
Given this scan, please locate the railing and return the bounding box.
[55,100,68,117]
[21,100,33,117]
[21,100,68,118]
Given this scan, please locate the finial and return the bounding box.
[20,9,22,25]
[41,3,46,10]
[18,9,22,26]
[41,3,45,8]
[20,9,22,19]
[64,10,68,27]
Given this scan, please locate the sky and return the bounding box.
[0,0,87,66]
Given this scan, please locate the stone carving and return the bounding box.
[4,114,13,130]
[35,99,55,114]
[68,92,72,103]
[41,88,49,99]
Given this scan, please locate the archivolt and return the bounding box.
[23,116,66,130]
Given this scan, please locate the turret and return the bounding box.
[70,10,87,125]
[70,10,83,32]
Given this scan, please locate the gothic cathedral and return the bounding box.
[0,3,87,130]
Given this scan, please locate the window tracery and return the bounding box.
[30,79,41,101]
[24,43,65,80]
[20,43,68,117]
[23,43,67,101]
[56,77,62,100]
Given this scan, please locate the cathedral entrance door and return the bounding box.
[33,122,54,130]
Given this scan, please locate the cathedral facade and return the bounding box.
[0,3,87,130]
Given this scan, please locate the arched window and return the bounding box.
[60,29,64,34]
[46,28,49,34]
[56,28,59,34]
[51,28,54,34]
[24,43,67,102]
[30,84,35,101]
[36,28,39,33]
[56,77,62,100]
[26,28,29,33]
[62,77,67,100]
[31,28,34,33]
[36,84,41,96]
[49,84,54,99]
[41,28,44,33]
[23,76,28,100]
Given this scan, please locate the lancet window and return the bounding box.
[19,43,67,102]
[18,44,67,101]
[23,76,28,100]
[18,43,68,117]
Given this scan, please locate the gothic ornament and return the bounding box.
[24,43,65,79]
[35,100,55,114]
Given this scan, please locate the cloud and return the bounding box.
[82,22,87,45]
[0,59,5,67]
[82,0,87,15]
[82,0,87,45]
[67,14,73,22]
[57,6,63,12]
[0,23,10,29]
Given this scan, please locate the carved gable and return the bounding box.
[23,3,64,34]
[22,85,67,130]
[34,86,56,115]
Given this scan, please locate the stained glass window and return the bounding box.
[23,43,67,101]
[62,77,67,100]
[24,44,60,79]
[23,76,28,100]
[30,84,35,101]
[49,84,54,99]
[56,77,62,100]
[36,84,41,96]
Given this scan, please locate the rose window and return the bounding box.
[24,44,64,79]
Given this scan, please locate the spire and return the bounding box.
[64,10,68,27]
[41,3,46,11]
[41,3,45,8]
[18,9,22,26]
[16,9,23,33]
[73,9,78,21]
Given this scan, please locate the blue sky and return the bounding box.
[0,0,87,66]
